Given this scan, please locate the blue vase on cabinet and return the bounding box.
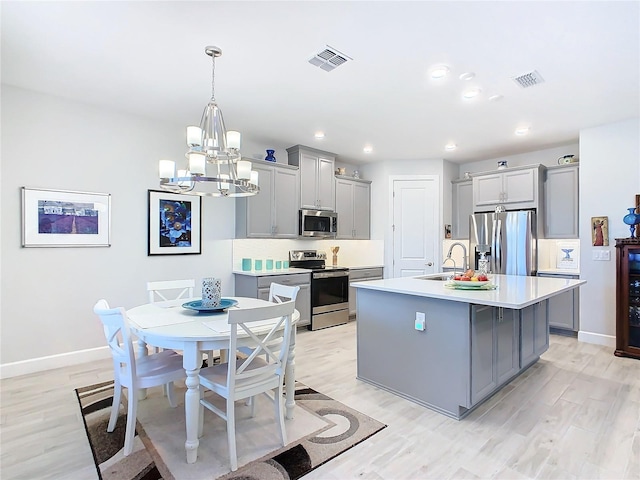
[622,207,639,238]
[265,149,276,162]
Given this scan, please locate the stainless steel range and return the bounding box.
[289,250,349,330]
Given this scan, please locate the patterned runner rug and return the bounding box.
[75,381,386,480]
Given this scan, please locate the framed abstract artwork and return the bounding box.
[21,187,111,247]
[147,190,201,255]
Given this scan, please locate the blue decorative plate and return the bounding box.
[182,298,238,313]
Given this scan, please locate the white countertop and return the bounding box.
[232,268,311,277]
[352,273,585,309]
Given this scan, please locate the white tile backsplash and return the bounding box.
[232,239,384,270]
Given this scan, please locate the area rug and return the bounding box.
[75,380,386,480]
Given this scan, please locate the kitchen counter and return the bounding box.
[232,268,311,277]
[353,273,585,419]
[343,264,385,270]
[352,273,584,309]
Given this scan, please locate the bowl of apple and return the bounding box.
[451,269,491,286]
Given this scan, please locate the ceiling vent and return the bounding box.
[309,46,352,72]
[512,70,545,88]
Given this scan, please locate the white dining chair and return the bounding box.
[93,299,186,456]
[146,279,195,303]
[198,298,297,472]
[147,279,216,366]
[239,283,299,361]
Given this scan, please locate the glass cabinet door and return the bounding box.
[628,247,640,348]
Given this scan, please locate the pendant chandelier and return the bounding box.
[158,46,259,197]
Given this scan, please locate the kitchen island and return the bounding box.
[352,274,585,419]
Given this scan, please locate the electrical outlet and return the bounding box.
[415,312,426,331]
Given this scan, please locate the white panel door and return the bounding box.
[392,177,439,278]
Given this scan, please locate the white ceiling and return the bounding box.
[2,1,638,165]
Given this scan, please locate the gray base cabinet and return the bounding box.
[234,273,311,327]
[520,301,549,367]
[538,273,579,332]
[471,305,519,405]
[356,288,551,419]
[348,267,383,316]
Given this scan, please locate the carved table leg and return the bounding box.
[136,339,148,399]
[183,346,201,464]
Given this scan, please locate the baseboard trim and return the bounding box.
[577,331,616,348]
[0,346,111,379]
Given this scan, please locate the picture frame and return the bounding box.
[148,190,201,256]
[556,241,580,270]
[591,216,609,246]
[21,187,111,247]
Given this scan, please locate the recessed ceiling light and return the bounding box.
[488,94,503,102]
[445,143,457,151]
[515,126,530,136]
[363,146,373,153]
[462,88,481,99]
[314,131,325,139]
[430,65,450,79]
[459,72,475,81]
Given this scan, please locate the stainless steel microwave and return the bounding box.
[299,209,337,238]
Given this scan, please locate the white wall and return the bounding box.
[455,142,580,176]
[578,118,640,346]
[0,86,237,375]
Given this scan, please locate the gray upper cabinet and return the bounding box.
[236,160,299,238]
[287,145,336,211]
[473,165,544,212]
[335,177,371,239]
[452,179,472,239]
[544,165,579,238]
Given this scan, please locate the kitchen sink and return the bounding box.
[416,274,453,281]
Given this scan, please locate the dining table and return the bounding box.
[126,296,300,464]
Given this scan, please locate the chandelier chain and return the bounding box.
[210,53,216,101]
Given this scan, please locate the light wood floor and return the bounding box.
[1,321,639,480]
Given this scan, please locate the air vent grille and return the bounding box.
[512,70,545,88]
[309,46,352,72]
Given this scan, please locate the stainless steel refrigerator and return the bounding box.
[469,210,537,276]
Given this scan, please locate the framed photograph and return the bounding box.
[148,190,201,255]
[21,187,111,247]
[591,216,609,246]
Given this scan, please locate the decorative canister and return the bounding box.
[497,160,508,170]
[201,277,221,307]
[265,149,276,162]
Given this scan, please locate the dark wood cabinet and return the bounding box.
[615,238,640,359]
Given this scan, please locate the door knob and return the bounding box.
[426,262,433,266]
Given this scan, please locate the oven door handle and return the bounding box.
[313,271,349,279]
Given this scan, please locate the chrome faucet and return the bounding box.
[446,242,468,272]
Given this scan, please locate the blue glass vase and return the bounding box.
[265,149,276,162]
[622,207,639,238]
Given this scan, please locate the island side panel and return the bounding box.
[356,288,471,418]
